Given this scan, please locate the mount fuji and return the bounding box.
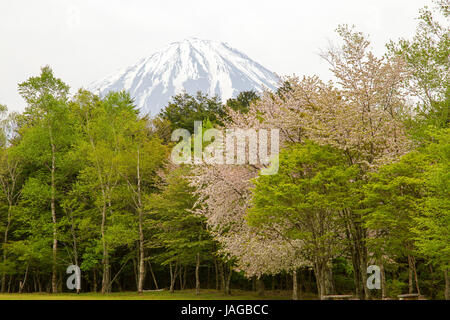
[88,38,279,116]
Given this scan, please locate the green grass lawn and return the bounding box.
[0,289,301,300]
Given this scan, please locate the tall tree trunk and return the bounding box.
[133,258,138,290]
[19,264,29,294]
[256,277,265,297]
[68,208,80,294]
[314,267,325,299]
[225,266,232,295]
[179,265,183,290]
[1,204,12,293]
[137,211,145,293]
[147,261,158,290]
[214,257,219,290]
[429,264,435,298]
[219,262,225,292]
[101,201,109,294]
[412,256,420,295]
[314,260,333,299]
[136,148,145,294]
[292,270,298,300]
[195,252,200,295]
[169,261,179,293]
[38,274,42,293]
[326,264,335,295]
[33,274,37,292]
[350,252,362,298]
[182,266,187,290]
[380,261,386,299]
[50,135,58,294]
[408,255,414,294]
[344,208,365,299]
[88,130,110,294]
[358,231,369,299]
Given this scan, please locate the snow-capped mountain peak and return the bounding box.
[89,38,279,116]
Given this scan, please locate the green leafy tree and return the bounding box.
[388,0,449,130]
[413,128,450,299]
[0,105,22,292]
[363,151,428,296]
[248,142,359,298]
[226,91,260,114]
[16,66,73,293]
[69,89,140,293]
[158,92,225,134]
[146,166,213,294]
[117,120,168,293]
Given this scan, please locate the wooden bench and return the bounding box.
[397,293,420,300]
[322,295,354,300]
[143,289,165,293]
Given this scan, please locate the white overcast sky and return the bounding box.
[0,0,433,112]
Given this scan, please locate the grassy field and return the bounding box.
[0,289,302,300]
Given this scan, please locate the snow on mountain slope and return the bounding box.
[88,38,279,116]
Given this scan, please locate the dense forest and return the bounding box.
[0,2,448,299]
